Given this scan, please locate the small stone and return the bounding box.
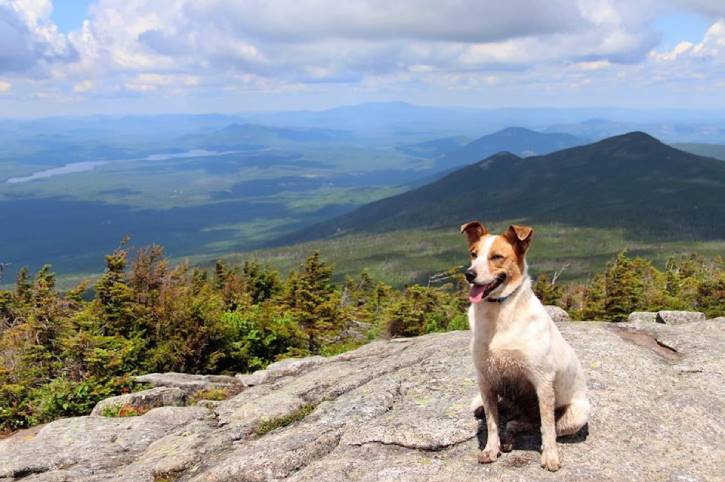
[656,311,706,325]
[628,311,657,323]
[91,387,186,416]
[544,305,570,322]
[236,369,269,387]
[134,372,241,394]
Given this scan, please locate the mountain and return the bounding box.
[436,127,587,169]
[546,118,725,144]
[292,132,725,241]
[396,136,470,160]
[241,102,725,143]
[673,143,725,161]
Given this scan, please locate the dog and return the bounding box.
[461,221,590,472]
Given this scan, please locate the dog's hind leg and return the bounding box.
[555,397,590,437]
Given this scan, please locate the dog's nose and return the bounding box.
[464,268,477,283]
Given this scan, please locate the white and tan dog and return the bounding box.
[461,221,589,472]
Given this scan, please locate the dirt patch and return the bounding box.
[0,423,45,442]
[610,326,682,361]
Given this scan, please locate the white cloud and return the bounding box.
[0,0,723,111]
[650,19,725,65]
[0,79,10,91]
[61,0,662,84]
[0,0,77,74]
[72,79,93,92]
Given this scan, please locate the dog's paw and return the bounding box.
[540,450,561,472]
[477,447,500,464]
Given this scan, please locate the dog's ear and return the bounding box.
[460,221,488,246]
[503,224,534,255]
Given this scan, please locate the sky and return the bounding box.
[0,0,723,117]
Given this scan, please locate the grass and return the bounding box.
[189,387,233,403]
[100,404,150,417]
[254,403,318,436]
[10,221,724,292]
[226,222,725,287]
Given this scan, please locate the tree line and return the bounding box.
[0,244,722,432]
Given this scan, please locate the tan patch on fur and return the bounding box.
[489,236,525,286]
[461,221,488,247]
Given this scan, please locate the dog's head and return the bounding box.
[460,221,533,303]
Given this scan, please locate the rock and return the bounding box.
[1,321,723,481]
[236,356,329,387]
[627,311,657,323]
[236,369,269,387]
[544,305,570,322]
[265,355,330,377]
[0,407,210,480]
[656,310,706,325]
[134,372,242,395]
[90,387,187,416]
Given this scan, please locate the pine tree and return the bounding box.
[533,273,564,306]
[242,261,281,304]
[581,273,607,320]
[18,266,67,382]
[15,267,32,306]
[603,251,644,322]
[94,249,135,337]
[282,252,341,354]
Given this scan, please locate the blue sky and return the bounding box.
[0,0,723,116]
[49,0,92,33]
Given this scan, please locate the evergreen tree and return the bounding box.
[282,252,341,354]
[581,273,607,320]
[15,267,32,306]
[533,272,564,306]
[603,252,644,322]
[94,248,136,337]
[242,261,281,304]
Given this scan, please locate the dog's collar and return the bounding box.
[486,279,523,303]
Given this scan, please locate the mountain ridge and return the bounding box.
[437,127,587,169]
[285,131,725,243]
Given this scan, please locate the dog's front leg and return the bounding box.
[476,377,501,464]
[535,380,560,471]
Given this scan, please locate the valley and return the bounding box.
[1,103,724,288]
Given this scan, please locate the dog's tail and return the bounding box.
[555,397,590,436]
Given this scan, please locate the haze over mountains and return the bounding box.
[1,102,725,279]
[435,127,587,170]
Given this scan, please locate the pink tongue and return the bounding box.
[469,284,486,304]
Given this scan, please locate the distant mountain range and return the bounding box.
[292,132,725,241]
[435,127,587,169]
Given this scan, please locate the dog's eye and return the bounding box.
[490,254,504,261]
[470,251,477,259]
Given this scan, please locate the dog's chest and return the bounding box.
[478,349,529,386]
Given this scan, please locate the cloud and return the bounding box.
[72,79,93,92]
[0,0,77,74]
[669,0,725,19]
[0,0,723,111]
[654,20,725,63]
[63,0,663,84]
[0,79,10,91]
